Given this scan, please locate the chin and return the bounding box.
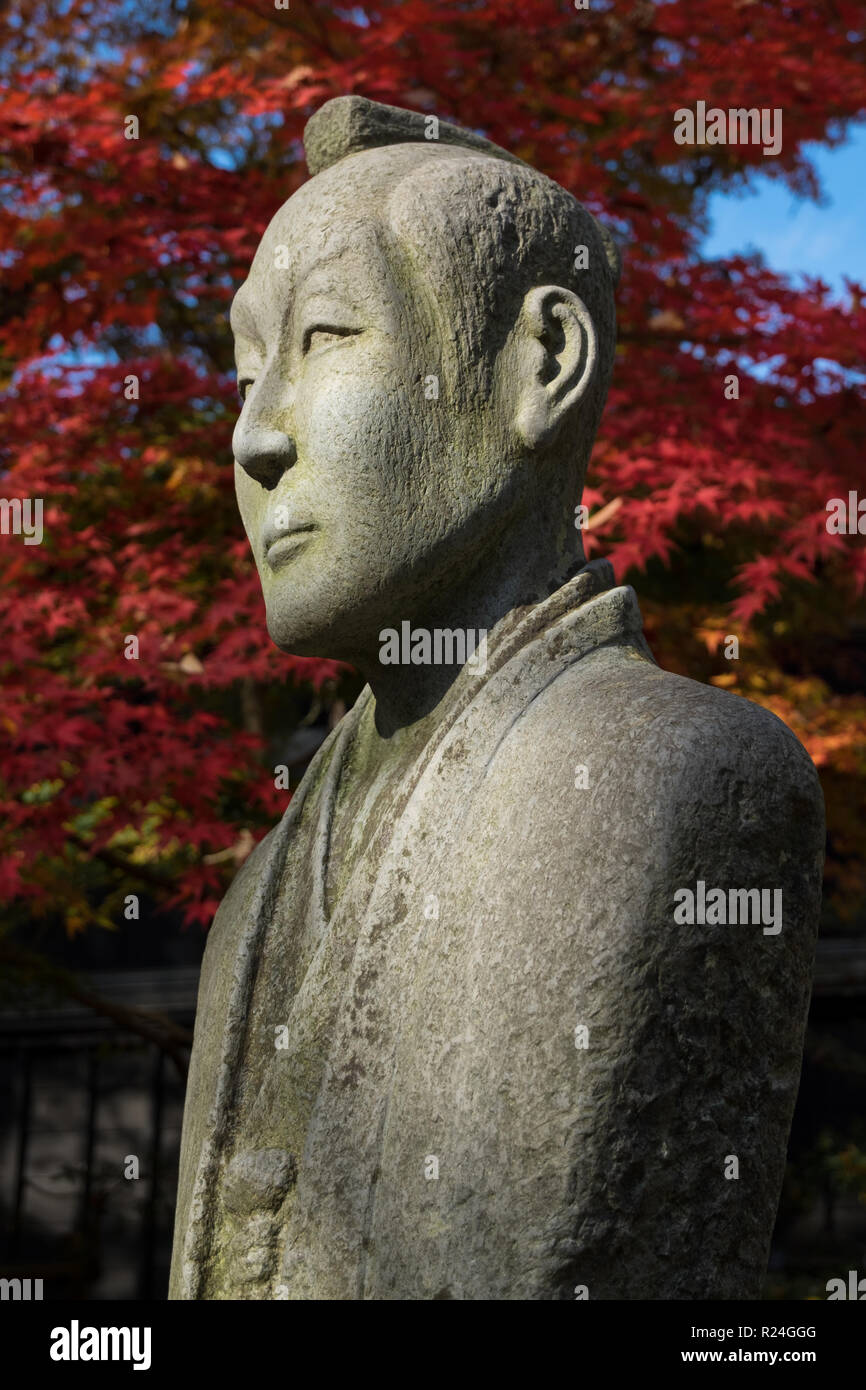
[262,564,402,661]
[266,615,329,658]
[263,596,352,660]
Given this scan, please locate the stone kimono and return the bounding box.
[170,560,824,1300]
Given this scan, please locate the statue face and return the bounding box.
[231,150,519,662]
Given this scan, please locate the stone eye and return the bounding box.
[302,325,359,353]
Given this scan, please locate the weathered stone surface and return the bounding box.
[304,93,528,176]
[170,97,824,1300]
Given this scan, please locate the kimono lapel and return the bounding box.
[266,571,648,1296]
[171,691,370,1298]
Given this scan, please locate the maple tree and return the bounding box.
[1,0,864,950]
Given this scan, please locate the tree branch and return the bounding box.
[0,942,193,1081]
[66,831,178,892]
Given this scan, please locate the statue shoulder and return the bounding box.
[501,645,823,819]
[476,646,824,900]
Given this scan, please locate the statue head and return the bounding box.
[231,96,620,665]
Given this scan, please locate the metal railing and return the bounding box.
[0,967,197,1301]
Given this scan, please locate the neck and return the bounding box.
[356,526,586,748]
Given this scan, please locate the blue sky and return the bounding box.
[703,122,866,295]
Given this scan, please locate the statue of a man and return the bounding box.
[170,96,824,1300]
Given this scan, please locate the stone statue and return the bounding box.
[170,96,824,1300]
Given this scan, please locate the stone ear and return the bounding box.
[513,286,598,451]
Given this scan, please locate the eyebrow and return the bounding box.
[293,251,370,305]
[299,249,357,280]
[230,245,376,348]
[296,282,360,310]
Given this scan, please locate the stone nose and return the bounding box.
[233,415,297,490]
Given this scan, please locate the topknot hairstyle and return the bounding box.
[303,95,621,290]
